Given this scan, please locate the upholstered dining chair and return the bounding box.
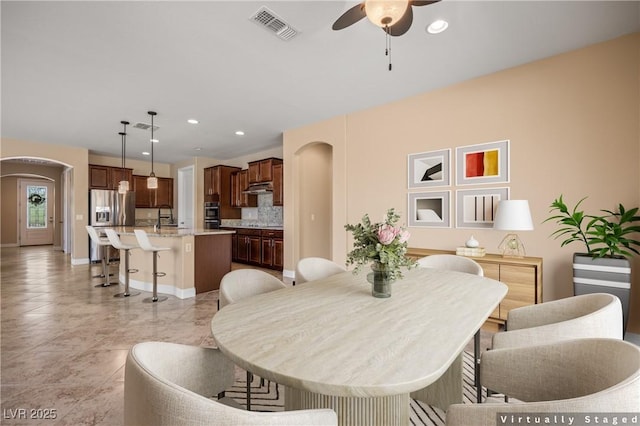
[415,254,484,402]
[294,257,346,285]
[124,341,337,426]
[218,269,287,410]
[445,338,640,426]
[491,292,623,350]
[481,292,623,401]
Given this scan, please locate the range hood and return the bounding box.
[243,182,273,194]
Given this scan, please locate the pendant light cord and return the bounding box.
[149,111,156,177]
[120,121,129,181]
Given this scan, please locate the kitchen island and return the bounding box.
[114,227,234,299]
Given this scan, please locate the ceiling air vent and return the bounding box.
[132,122,159,132]
[250,6,298,41]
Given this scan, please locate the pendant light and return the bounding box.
[117,120,130,194]
[147,111,158,189]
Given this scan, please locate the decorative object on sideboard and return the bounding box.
[465,235,479,248]
[544,194,640,332]
[147,111,158,189]
[456,235,486,257]
[493,199,534,258]
[345,208,417,298]
[118,120,130,194]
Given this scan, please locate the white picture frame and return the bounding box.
[408,149,451,189]
[456,140,510,186]
[456,187,510,228]
[408,191,451,228]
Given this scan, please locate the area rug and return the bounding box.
[225,351,481,426]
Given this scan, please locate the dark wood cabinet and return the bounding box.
[204,165,241,219]
[231,170,257,208]
[261,229,283,269]
[89,164,133,190]
[133,174,173,208]
[247,158,282,184]
[225,227,283,271]
[194,234,232,293]
[272,163,283,206]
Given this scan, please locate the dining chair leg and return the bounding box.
[246,371,252,411]
[474,330,482,403]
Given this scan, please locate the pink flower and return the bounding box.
[377,225,398,245]
[398,229,410,243]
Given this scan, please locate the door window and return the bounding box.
[27,185,48,229]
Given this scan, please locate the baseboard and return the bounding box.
[0,243,19,248]
[72,257,90,265]
[128,278,196,300]
[283,269,295,279]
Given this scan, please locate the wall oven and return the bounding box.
[204,201,220,229]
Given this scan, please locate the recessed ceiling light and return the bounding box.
[427,19,448,34]
[150,139,159,143]
[142,151,150,156]
[235,130,245,136]
[187,119,199,124]
[194,147,202,151]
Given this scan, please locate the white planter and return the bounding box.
[573,253,631,332]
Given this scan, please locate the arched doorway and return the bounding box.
[296,143,333,259]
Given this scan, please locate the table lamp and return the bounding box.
[493,200,534,257]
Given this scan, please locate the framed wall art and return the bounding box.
[456,187,510,228]
[456,140,510,185]
[408,191,451,228]
[407,149,450,189]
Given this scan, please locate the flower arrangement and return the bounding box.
[344,208,417,280]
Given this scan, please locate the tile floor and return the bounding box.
[1,245,501,425]
[0,245,285,425]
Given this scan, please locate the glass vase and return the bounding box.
[367,261,395,298]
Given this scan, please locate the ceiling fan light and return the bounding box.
[364,0,409,28]
[427,19,448,34]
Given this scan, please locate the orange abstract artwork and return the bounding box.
[465,150,499,178]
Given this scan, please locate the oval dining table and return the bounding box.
[211,267,507,426]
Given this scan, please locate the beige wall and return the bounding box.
[1,138,89,263]
[284,33,640,332]
[1,162,64,247]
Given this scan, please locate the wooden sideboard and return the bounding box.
[406,248,542,330]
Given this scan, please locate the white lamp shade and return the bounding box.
[493,200,534,231]
[365,0,409,27]
[118,180,129,194]
[147,176,158,189]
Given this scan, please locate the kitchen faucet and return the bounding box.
[156,205,174,229]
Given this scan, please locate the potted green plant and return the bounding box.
[544,195,640,331]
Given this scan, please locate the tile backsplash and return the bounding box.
[223,193,282,227]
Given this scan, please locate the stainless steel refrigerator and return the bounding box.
[89,189,136,262]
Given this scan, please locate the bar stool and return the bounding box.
[134,229,170,303]
[86,226,116,287]
[104,229,141,298]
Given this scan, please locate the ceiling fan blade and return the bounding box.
[332,3,367,31]
[387,6,413,36]
[411,0,440,6]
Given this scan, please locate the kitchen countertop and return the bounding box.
[111,226,236,237]
[221,225,283,230]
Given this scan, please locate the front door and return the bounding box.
[20,179,55,246]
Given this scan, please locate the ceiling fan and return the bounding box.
[332,0,441,37]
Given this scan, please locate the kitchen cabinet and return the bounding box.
[234,228,262,265]
[406,248,542,330]
[247,158,282,184]
[261,229,284,269]
[231,170,257,208]
[204,165,241,219]
[133,175,173,208]
[224,227,284,271]
[89,164,133,190]
[272,163,283,206]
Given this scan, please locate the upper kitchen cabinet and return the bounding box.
[231,169,257,208]
[133,175,173,208]
[204,165,241,219]
[247,158,282,184]
[89,164,132,190]
[272,163,283,206]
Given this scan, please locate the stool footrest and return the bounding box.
[127,268,139,274]
[154,272,167,277]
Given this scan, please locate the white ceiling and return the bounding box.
[2,1,639,164]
